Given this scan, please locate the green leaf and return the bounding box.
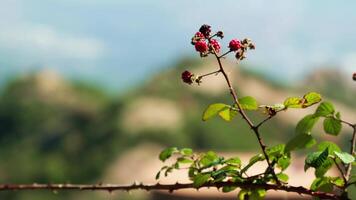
[222,186,237,193]
[334,151,355,164]
[284,97,302,108]
[277,155,291,171]
[238,96,258,110]
[318,141,341,154]
[193,173,211,188]
[303,92,322,107]
[315,102,335,117]
[188,167,198,178]
[202,103,237,122]
[330,177,344,187]
[285,132,316,152]
[241,154,265,174]
[277,173,289,182]
[310,177,333,192]
[305,148,329,171]
[155,171,161,180]
[159,147,178,162]
[270,103,285,111]
[323,117,342,136]
[266,144,285,158]
[238,189,249,200]
[202,103,229,121]
[224,157,242,168]
[296,114,319,134]
[218,106,237,121]
[283,92,321,109]
[199,151,221,168]
[250,189,266,200]
[180,148,193,156]
[315,159,333,177]
[177,157,193,164]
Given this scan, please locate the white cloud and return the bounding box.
[0,24,105,60]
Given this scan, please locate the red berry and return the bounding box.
[199,24,211,37]
[195,32,205,39]
[181,70,194,84]
[195,41,208,53]
[229,39,241,51]
[210,39,221,53]
[353,73,356,81]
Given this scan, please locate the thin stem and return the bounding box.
[345,126,356,180]
[207,41,280,185]
[197,69,221,79]
[218,50,232,58]
[333,159,347,184]
[255,109,286,129]
[0,182,341,199]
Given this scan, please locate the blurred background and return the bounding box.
[0,0,356,199]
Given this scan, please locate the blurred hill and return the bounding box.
[0,58,355,199]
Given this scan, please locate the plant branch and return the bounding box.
[255,109,286,129]
[197,69,221,79]
[345,126,356,180]
[0,182,341,199]
[218,50,232,58]
[333,159,347,184]
[208,43,280,185]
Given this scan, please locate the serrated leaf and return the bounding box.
[285,132,316,152]
[315,158,333,177]
[323,117,342,136]
[305,148,329,171]
[159,147,178,162]
[202,103,230,121]
[318,141,341,154]
[315,102,335,117]
[296,114,319,134]
[303,92,322,107]
[218,106,237,121]
[334,151,355,164]
[284,97,302,108]
[180,148,193,156]
[193,173,211,188]
[238,96,258,110]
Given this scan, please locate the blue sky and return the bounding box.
[1,0,356,90]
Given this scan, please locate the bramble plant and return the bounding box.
[156,24,356,200]
[0,24,355,200]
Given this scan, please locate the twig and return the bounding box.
[219,50,232,58]
[333,159,347,184]
[196,69,221,79]
[345,126,356,180]
[255,109,286,129]
[0,182,341,199]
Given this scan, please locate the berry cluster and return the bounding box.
[183,24,255,85]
